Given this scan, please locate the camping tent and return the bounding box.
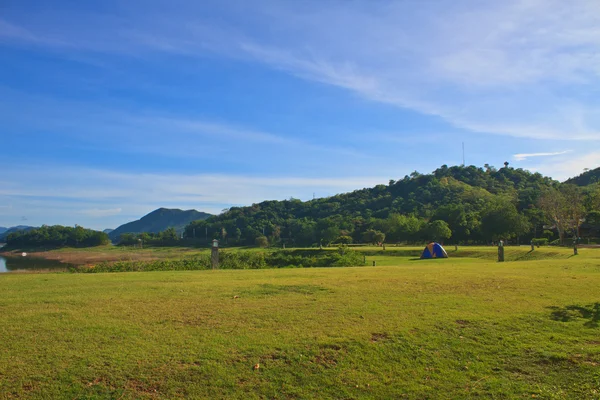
[420,242,448,259]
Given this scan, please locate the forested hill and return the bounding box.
[109,208,212,241]
[565,167,600,186]
[0,226,36,241]
[185,164,600,246]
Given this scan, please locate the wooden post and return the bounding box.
[498,240,505,262]
[372,261,376,266]
[211,239,219,269]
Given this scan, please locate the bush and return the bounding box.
[255,236,269,248]
[334,235,353,244]
[531,238,548,246]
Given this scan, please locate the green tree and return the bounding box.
[255,235,269,248]
[334,235,353,244]
[233,228,242,243]
[481,199,530,242]
[538,186,585,243]
[362,229,385,245]
[425,220,452,243]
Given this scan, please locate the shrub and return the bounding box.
[255,236,269,248]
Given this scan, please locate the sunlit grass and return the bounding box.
[1,248,599,398]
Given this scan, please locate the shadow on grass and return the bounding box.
[548,303,600,328]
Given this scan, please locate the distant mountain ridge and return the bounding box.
[109,208,211,241]
[0,225,36,241]
[0,227,7,235]
[565,167,600,186]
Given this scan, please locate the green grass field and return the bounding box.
[1,247,599,399]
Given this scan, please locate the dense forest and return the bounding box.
[184,164,600,247]
[4,225,110,248]
[565,167,600,186]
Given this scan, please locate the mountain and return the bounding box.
[109,208,212,241]
[564,167,600,186]
[103,229,114,234]
[186,164,565,246]
[0,227,7,235]
[0,225,36,241]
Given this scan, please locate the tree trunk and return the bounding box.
[557,225,564,245]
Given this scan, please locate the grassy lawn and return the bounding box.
[1,248,599,398]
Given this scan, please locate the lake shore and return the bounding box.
[0,245,209,266]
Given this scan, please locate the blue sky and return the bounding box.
[1,0,599,230]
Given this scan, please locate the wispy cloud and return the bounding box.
[0,19,36,41]
[3,2,599,141]
[0,89,368,163]
[518,150,600,182]
[513,150,572,161]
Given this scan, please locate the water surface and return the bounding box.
[0,255,70,273]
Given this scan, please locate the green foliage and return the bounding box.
[538,185,587,244]
[181,165,600,247]
[117,228,181,247]
[76,249,367,272]
[564,166,600,186]
[531,238,549,246]
[255,235,269,248]
[333,235,353,244]
[362,229,385,245]
[424,220,452,242]
[109,208,211,241]
[5,225,109,249]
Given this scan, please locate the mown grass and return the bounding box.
[1,248,599,398]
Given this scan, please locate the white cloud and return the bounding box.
[513,150,572,161]
[520,150,600,181]
[3,1,600,141]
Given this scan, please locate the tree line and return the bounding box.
[183,164,600,247]
[5,225,110,248]
[117,228,179,247]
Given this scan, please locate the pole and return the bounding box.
[211,241,219,269]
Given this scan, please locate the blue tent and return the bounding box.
[420,242,448,259]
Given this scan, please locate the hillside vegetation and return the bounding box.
[186,164,600,247]
[109,208,211,241]
[0,225,36,241]
[3,225,110,250]
[565,166,600,186]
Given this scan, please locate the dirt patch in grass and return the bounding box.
[371,332,391,343]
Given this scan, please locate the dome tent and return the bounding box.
[420,242,448,259]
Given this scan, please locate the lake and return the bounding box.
[0,254,71,273]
